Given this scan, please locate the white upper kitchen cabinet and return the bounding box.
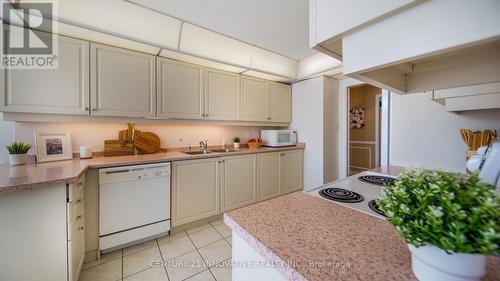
[90,43,156,117]
[204,68,240,120]
[267,82,291,123]
[0,33,90,115]
[157,58,204,119]
[241,76,268,121]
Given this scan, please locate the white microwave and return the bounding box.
[261,130,297,147]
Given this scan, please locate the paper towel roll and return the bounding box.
[80,146,92,159]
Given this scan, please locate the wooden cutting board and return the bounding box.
[103,140,134,156]
[119,123,140,145]
[134,132,161,154]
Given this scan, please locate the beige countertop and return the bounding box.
[0,143,305,195]
[224,192,500,281]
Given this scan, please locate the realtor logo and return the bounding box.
[1,1,58,69]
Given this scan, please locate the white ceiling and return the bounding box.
[128,0,317,60]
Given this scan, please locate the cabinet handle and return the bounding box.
[84,107,89,110]
[267,117,272,120]
[75,199,82,204]
[76,215,82,221]
[91,108,96,111]
[78,226,84,231]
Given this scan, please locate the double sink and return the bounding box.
[182,148,236,155]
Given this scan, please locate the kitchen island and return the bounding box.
[224,191,500,281]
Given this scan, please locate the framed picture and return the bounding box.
[35,132,73,163]
[350,107,365,129]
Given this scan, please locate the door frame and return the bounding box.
[374,93,381,167]
[339,78,390,179]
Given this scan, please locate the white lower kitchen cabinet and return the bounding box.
[280,150,304,194]
[257,152,282,201]
[232,233,288,281]
[221,154,257,212]
[172,158,220,227]
[171,149,303,228]
[257,150,304,201]
[67,176,86,281]
[0,175,85,281]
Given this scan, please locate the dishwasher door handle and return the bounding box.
[104,169,130,175]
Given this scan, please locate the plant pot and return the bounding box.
[9,154,28,166]
[233,143,240,149]
[408,244,486,281]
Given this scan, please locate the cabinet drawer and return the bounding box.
[67,197,83,219]
[67,217,84,242]
[68,177,84,203]
[68,240,74,281]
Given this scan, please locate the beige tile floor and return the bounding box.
[80,220,233,281]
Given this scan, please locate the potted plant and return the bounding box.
[232,136,241,149]
[378,169,499,281]
[6,141,32,166]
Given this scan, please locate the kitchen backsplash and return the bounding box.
[10,122,275,155]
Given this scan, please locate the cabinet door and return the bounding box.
[0,185,68,281]
[221,154,256,212]
[157,58,203,119]
[90,43,155,117]
[172,158,220,227]
[241,76,268,121]
[268,82,291,123]
[205,69,240,120]
[280,150,304,194]
[0,34,89,115]
[257,152,281,201]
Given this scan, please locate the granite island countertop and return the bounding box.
[224,192,500,281]
[0,143,305,194]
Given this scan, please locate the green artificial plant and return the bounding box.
[378,169,499,254]
[6,141,32,155]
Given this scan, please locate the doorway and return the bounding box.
[347,84,383,176]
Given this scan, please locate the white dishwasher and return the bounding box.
[99,163,170,252]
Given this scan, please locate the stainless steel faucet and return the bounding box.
[199,140,208,151]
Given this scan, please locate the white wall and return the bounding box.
[0,117,15,164]
[323,76,339,183]
[312,0,416,44]
[390,93,500,172]
[291,76,339,190]
[7,122,265,157]
[291,77,324,189]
